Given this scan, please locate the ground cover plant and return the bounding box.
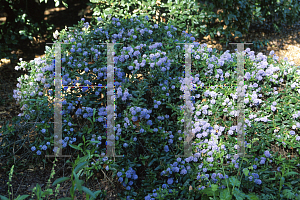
[1,14,300,199]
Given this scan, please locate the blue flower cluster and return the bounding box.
[144,184,177,200]
[128,106,151,123]
[117,167,138,191]
[245,172,262,185]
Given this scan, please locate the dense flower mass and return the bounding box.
[7,14,300,199]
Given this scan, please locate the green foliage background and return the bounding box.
[0,0,68,64]
[1,0,299,64]
[88,0,300,46]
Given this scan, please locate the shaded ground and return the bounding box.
[0,4,300,199]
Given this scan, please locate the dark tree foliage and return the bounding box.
[0,0,50,63]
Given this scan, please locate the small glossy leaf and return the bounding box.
[74,161,88,174]
[82,186,96,198]
[69,144,83,151]
[14,195,30,200]
[53,177,70,186]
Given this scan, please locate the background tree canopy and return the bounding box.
[1,0,299,66]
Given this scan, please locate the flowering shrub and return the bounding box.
[3,15,300,199]
[88,0,300,48]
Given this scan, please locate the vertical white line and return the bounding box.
[184,43,193,157]
[230,43,252,158]
[53,41,63,157]
[236,44,246,157]
[106,43,115,157]
[175,43,193,158]
[105,43,123,158]
[45,42,71,158]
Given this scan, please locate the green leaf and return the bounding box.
[284,171,299,177]
[290,180,298,185]
[41,188,53,196]
[220,189,232,200]
[69,144,83,151]
[77,154,90,164]
[62,1,68,8]
[58,198,73,200]
[87,117,93,125]
[148,158,157,167]
[234,31,242,37]
[246,193,260,200]
[211,184,218,192]
[233,188,247,200]
[201,187,214,197]
[183,179,191,187]
[53,177,70,186]
[154,165,161,171]
[92,190,104,199]
[229,177,241,187]
[74,161,88,174]
[89,140,101,144]
[74,176,84,192]
[82,186,96,199]
[282,189,294,199]
[36,183,42,197]
[14,195,30,200]
[225,17,229,25]
[0,195,9,200]
[243,168,250,176]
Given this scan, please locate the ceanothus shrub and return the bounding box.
[11,15,300,199]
